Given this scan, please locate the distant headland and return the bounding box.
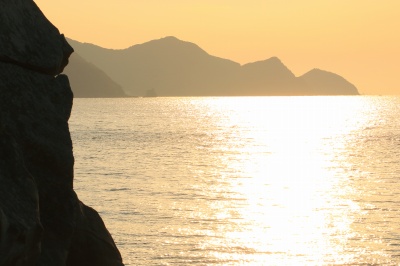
[64,36,359,97]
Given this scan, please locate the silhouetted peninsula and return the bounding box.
[67,36,359,96]
[65,53,127,98]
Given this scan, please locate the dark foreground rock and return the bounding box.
[0,0,73,75]
[0,1,123,265]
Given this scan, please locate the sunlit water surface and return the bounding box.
[69,96,400,265]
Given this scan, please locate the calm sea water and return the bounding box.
[69,96,400,265]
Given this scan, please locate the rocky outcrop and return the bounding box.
[0,0,73,75]
[0,1,123,265]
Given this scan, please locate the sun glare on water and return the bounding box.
[71,96,400,265]
[198,97,369,264]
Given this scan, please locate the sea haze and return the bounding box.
[69,96,400,265]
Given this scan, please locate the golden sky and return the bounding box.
[34,0,400,95]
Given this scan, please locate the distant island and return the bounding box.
[65,36,359,97]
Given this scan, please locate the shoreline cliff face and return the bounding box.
[0,1,123,265]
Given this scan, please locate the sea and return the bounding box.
[69,96,400,266]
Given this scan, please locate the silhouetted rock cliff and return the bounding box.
[68,37,359,96]
[0,0,72,75]
[0,1,123,265]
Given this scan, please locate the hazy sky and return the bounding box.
[34,0,400,95]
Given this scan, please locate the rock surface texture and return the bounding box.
[0,1,124,265]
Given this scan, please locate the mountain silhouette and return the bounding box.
[299,69,359,95]
[67,36,359,96]
[64,53,126,97]
[238,57,307,95]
